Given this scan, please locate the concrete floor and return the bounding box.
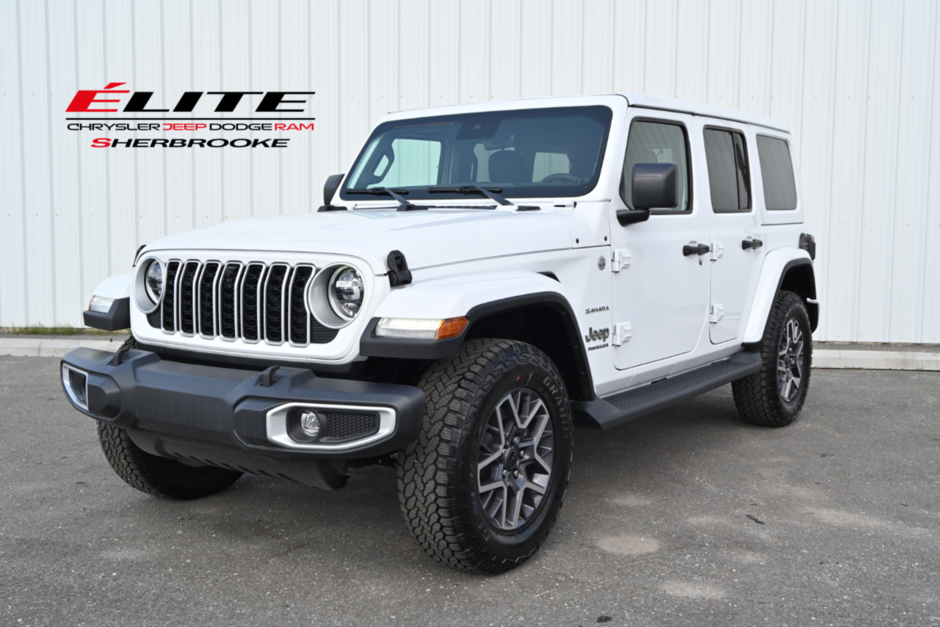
[1,356,938,627]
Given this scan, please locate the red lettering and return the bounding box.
[91,138,111,148]
[163,123,206,131]
[66,82,130,113]
[274,123,315,131]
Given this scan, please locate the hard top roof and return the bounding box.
[381,93,789,134]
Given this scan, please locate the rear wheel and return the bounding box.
[397,339,573,573]
[98,422,242,500]
[732,290,812,427]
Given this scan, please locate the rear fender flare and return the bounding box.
[742,250,817,344]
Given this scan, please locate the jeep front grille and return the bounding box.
[149,260,338,346]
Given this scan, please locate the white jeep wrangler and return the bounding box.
[62,93,818,573]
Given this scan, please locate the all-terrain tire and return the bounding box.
[732,290,812,427]
[397,338,574,574]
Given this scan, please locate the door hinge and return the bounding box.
[709,304,725,324]
[612,322,632,346]
[611,249,631,272]
[710,242,724,261]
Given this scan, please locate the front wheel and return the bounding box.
[397,339,573,573]
[732,290,812,427]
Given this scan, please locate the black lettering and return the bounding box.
[272,139,289,147]
[123,92,169,113]
[173,91,203,112]
[189,139,206,147]
[207,91,262,112]
[111,138,132,147]
[151,139,168,147]
[256,91,315,113]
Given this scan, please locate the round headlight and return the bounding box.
[145,260,164,304]
[328,266,364,321]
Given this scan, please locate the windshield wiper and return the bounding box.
[345,187,425,211]
[428,186,539,211]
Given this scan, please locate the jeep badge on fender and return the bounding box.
[62,93,817,574]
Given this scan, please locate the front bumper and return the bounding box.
[60,347,425,489]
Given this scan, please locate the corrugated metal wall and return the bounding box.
[1,0,938,343]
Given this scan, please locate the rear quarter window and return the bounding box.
[756,136,798,210]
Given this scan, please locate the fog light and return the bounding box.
[300,410,321,438]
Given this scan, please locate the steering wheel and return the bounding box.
[539,172,583,184]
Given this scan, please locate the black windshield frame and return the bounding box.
[339,106,613,202]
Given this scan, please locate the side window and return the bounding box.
[371,138,442,188]
[703,128,751,212]
[621,121,691,212]
[756,136,798,210]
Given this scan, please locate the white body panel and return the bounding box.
[91,272,131,301]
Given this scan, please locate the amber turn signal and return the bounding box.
[435,317,468,340]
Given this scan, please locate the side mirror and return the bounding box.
[323,173,345,205]
[617,163,677,226]
[318,174,347,212]
[632,163,677,210]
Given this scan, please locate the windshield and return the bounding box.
[340,106,613,201]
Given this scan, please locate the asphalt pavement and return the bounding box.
[1,356,938,627]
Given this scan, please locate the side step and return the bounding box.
[571,351,762,430]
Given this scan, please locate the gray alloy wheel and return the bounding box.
[777,317,805,402]
[476,388,555,531]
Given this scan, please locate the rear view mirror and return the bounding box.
[318,173,347,212]
[616,163,677,226]
[323,173,344,205]
[632,163,677,210]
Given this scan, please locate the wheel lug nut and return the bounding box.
[513,470,519,478]
[513,437,520,445]
[502,469,507,477]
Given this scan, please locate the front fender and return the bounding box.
[83,272,132,331]
[742,250,814,344]
[360,271,573,360]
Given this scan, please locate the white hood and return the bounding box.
[145,207,577,274]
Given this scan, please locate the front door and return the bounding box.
[611,112,710,371]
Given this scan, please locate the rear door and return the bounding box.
[699,120,764,344]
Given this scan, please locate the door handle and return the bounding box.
[683,243,710,256]
[742,238,764,250]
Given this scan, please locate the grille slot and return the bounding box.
[289,265,315,345]
[240,264,267,342]
[147,259,337,346]
[161,261,181,332]
[178,261,200,335]
[218,263,242,340]
[198,262,221,337]
[263,264,290,344]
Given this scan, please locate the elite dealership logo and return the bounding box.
[66,82,315,148]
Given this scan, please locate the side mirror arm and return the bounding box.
[616,208,651,226]
[318,173,347,212]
